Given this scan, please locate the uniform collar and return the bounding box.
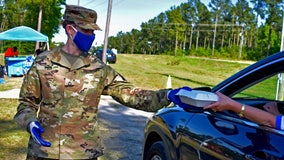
[48,47,92,70]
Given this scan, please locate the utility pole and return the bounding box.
[0,0,5,31]
[102,0,112,63]
[212,15,218,56]
[238,24,244,59]
[276,11,284,101]
[36,0,42,51]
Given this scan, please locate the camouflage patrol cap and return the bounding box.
[63,5,102,31]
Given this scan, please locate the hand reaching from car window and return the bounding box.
[204,92,278,129]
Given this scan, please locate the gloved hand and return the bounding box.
[29,121,51,147]
[167,86,192,109]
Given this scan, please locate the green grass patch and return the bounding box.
[0,99,29,160]
[110,54,249,89]
[0,77,23,91]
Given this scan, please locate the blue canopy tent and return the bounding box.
[0,26,49,77]
[0,26,49,50]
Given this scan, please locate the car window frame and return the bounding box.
[211,52,284,127]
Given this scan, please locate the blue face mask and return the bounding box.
[72,26,95,52]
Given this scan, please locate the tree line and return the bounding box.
[108,0,284,61]
[0,0,283,61]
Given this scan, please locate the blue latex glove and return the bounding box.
[29,121,51,147]
[167,86,192,104]
[167,86,193,109]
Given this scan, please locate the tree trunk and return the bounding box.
[196,30,199,49]
[183,31,187,51]
[189,26,193,51]
[174,30,178,56]
[266,25,272,57]
[36,4,43,51]
[221,31,224,49]
[204,37,207,48]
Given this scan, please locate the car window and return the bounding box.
[232,74,279,100]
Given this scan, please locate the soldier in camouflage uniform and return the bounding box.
[14,5,171,160]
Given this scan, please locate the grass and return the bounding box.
[0,98,28,160]
[110,54,249,90]
[0,77,23,91]
[0,54,251,159]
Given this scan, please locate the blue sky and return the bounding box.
[53,0,192,46]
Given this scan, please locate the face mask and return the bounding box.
[71,26,95,52]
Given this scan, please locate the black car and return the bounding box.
[94,49,116,63]
[143,51,284,160]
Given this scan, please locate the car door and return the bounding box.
[181,111,284,160]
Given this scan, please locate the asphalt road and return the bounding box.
[98,95,153,160]
[0,89,153,160]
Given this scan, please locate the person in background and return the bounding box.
[12,46,19,57]
[4,46,19,73]
[0,64,5,84]
[4,46,18,57]
[204,92,284,130]
[13,4,184,160]
[263,101,282,116]
[35,48,43,56]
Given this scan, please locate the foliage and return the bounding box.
[190,47,212,57]
[108,0,284,61]
[0,0,65,54]
[0,0,283,61]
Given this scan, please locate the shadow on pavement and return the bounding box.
[98,95,153,160]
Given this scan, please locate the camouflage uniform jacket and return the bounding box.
[14,47,171,159]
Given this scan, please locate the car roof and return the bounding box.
[212,51,284,96]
